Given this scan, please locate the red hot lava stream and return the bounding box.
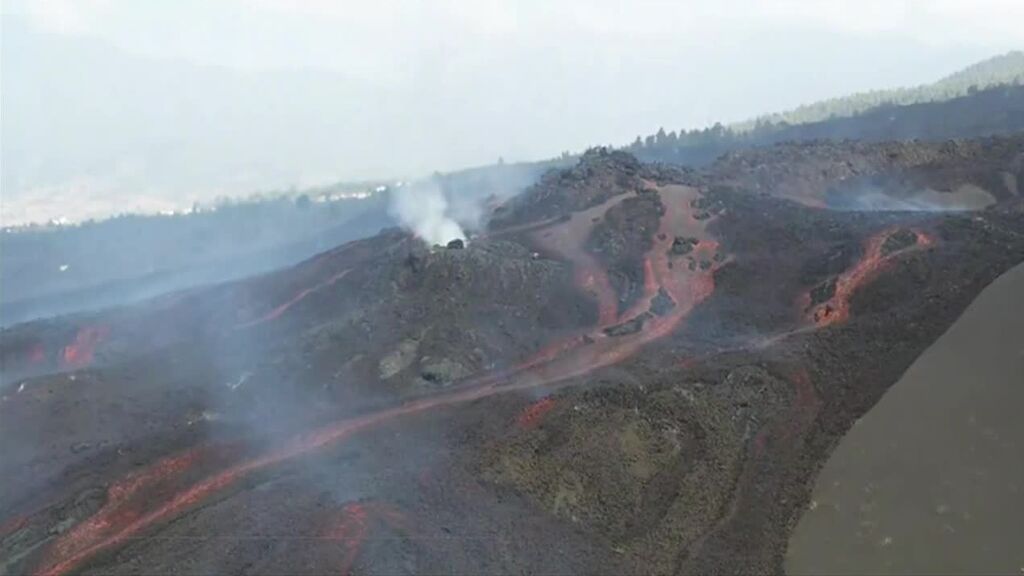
[807,228,933,327]
[60,326,110,369]
[34,185,723,576]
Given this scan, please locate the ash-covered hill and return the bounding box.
[711,134,1024,208]
[8,54,1022,331]
[2,137,1023,575]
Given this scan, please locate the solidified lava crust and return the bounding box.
[2,138,1024,576]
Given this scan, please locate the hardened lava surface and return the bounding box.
[2,140,1024,575]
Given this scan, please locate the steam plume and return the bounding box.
[388,181,466,246]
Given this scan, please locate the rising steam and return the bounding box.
[388,181,466,246]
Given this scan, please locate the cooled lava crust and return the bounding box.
[2,137,1024,575]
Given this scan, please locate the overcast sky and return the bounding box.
[2,0,1022,223]
[9,0,1023,73]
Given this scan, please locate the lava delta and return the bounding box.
[2,137,1024,575]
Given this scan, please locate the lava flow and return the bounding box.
[33,185,725,576]
[39,446,217,573]
[807,228,933,327]
[326,501,414,576]
[327,502,368,576]
[60,326,110,368]
[501,184,722,385]
[238,268,352,328]
[533,193,625,325]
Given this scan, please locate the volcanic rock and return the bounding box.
[650,288,676,316]
[603,312,652,337]
[378,338,419,380]
[3,135,1024,576]
[419,358,470,386]
[671,236,699,255]
[809,278,838,306]
[880,228,920,256]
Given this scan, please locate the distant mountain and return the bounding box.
[0,18,398,225]
[735,51,1024,130]
[630,83,1024,166]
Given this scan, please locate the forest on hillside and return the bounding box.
[630,83,1024,166]
[628,51,1024,165]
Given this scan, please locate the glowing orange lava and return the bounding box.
[60,326,110,368]
[807,228,933,327]
[34,185,725,576]
[39,448,212,573]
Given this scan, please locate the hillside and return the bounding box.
[0,160,558,327]
[631,83,1024,166]
[629,52,1024,166]
[787,261,1024,574]
[735,50,1024,131]
[7,58,1021,328]
[2,136,1022,575]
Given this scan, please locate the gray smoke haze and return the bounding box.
[831,185,997,212]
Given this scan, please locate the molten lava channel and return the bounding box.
[807,228,934,327]
[32,185,725,576]
[60,325,110,369]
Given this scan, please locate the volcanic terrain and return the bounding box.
[2,136,1024,575]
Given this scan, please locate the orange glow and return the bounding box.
[60,326,110,368]
[807,228,934,327]
[35,185,726,576]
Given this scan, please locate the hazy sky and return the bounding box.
[9,0,1022,73]
[2,0,1022,223]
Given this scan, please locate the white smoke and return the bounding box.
[837,186,995,212]
[388,181,466,246]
